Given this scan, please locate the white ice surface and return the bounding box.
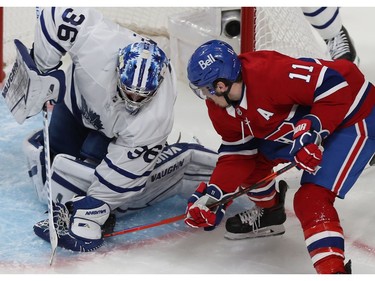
[0,6,374,280]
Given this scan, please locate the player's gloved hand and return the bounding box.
[290,115,328,173]
[185,182,232,231]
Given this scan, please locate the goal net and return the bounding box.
[1,7,329,83]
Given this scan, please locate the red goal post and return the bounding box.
[0,8,5,82]
[240,7,255,53]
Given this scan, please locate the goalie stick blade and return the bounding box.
[48,217,58,265]
[49,242,57,265]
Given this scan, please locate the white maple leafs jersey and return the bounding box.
[33,7,177,210]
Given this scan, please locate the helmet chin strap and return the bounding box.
[220,83,238,107]
[223,94,237,107]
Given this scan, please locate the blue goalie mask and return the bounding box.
[117,41,168,114]
[187,40,241,99]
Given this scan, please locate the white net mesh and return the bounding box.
[99,7,199,38]
[253,7,329,59]
[1,7,200,69]
[3,7,37,68]
[2,7,329,82]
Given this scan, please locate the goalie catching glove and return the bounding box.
[185,182,234,231]
[290,115,329,173]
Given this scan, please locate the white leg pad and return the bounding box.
[50,154,95,204]
[23,132,94,205]
[113,143,217,215]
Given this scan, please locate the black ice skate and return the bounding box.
[224,180,288,240]
[369,154,375,166]
[336,260,352,274]
[325,26,359,65]
[344,260,352,274]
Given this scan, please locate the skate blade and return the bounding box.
[224,224,285,240]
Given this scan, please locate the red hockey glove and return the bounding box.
[290,115,328,173]
[185,182,232,231]
[294,143,323,173]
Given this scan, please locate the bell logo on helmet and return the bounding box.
[198,54,216,70]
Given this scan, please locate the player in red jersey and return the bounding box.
[184,40,375,274]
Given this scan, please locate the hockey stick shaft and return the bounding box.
[104,162,296,238]
[42,103,58,265]
[104,214,186,237]
[35,7,57,266]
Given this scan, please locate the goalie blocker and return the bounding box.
[1,39,65,124]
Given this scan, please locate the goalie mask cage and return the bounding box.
[0,7,328,83]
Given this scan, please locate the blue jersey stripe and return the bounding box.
[104,157,152,179]
[307,8,340,30]
[307,236,344,252]
[68,65,84,126]
[218,138,259,154]
[40,10,66,54]
[94,170,146,193]
[343,82,372,125]
[51,7,56,25]
[302,7,326,17]
[314,68,347,101]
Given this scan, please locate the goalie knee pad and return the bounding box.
[23,134,97,205]
[23,130,47,203]
[67,196,110,241]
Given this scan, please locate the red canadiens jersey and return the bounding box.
[207,50,375,193]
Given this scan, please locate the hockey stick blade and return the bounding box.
[104,162,296,238]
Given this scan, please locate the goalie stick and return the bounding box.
[35,7,58,266]
[42,103,58,265]
[104,162,296,238]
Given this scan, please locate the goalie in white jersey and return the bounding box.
[13,7,218,252]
